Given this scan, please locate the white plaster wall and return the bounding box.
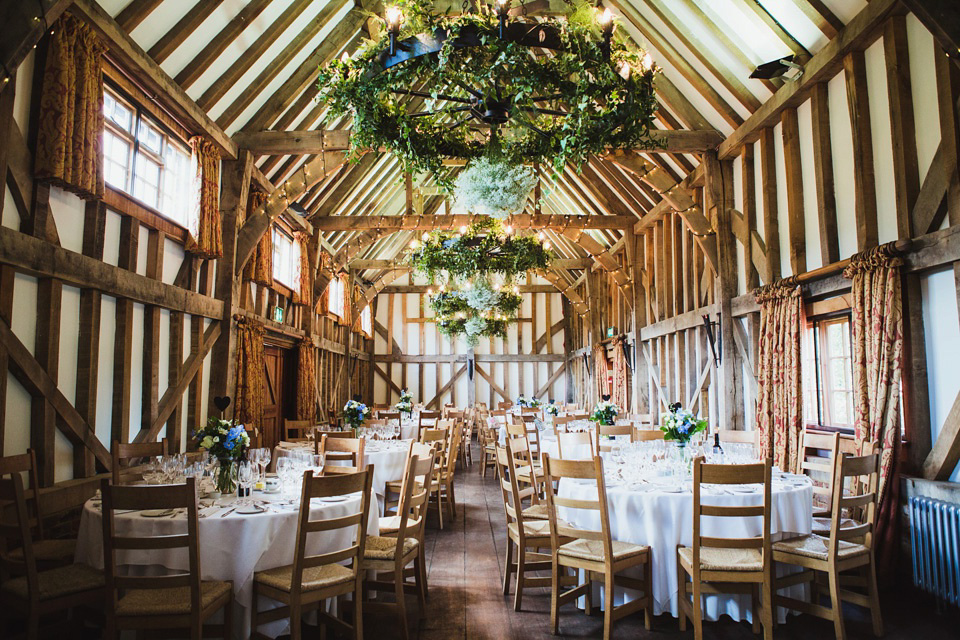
[906,14,941,183]
[827,73,859,260]
[864,39,899,245]
[796,98,823,270]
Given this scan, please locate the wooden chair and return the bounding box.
[556,431,595,459]
[478,421,499,478]
[490,409,508,429]
[317,434,365,475]
[379,411,401,438]
[542,455,652,639]
[0,460,103,639]
[521,406,540,415]
[519,415,543,462]
[101,477,232,639]
[772,449,883,640]
[552,415,575,435]
[498,401,514,410]
[796,428,842,518]
[717,429,760,447]
[112,438,167,485]
[594,424,633,453]
[458,416,474,468]
[284,419,314,442]
[389,429,448,521]
[496,444,572,612]
[632,428,665,442]
[418,411,440,439]
[251,469,373,640]
[429,425,461,529]
[362,453,434,640]
[0,450,76,570]
[677,457,774,640]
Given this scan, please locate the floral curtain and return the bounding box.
[296,339,317,421]
[234,321,265,433]
[244,190,272,286]
[34,15,106,200]
[293,232,311,304]
[755,281,803,473]
[611,337,629,411]
[593,345,610,404]
[185,136,222,259]
[844,244,903,576]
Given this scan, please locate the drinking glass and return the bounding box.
[276,457,294,498]
[258,448,271,483]
[237,462,254,504]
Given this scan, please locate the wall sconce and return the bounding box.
[702,313,721,367]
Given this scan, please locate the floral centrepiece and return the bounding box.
[659,402,707,445]
[343,399,371,430]
[545,403,560,417]
[395,389,414,417]
[590,400,619,425]
[517,395,541,408]
[194,417,250,494]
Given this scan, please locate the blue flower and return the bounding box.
[442,238,458,249]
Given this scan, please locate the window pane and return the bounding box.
[137,119,164,156]
[104,92,133,132]
[133,152,161,208]
[831,391,850,425]
[827,322,844,356]
[160,142,191,225]
[829,359,848,390]
[103,130,131,189]
[272,229,297,288]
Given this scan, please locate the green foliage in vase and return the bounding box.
[316,0,660,188]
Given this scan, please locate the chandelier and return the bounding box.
[317,0,660,183]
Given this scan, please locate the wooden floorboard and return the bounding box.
[358,444,958,640]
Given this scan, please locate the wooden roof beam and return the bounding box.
[310,213,637,231]
[147,0,225,64]
[718,0,901,159]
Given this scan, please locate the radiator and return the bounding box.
[910,496,960,608]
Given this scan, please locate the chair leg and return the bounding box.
[223,597,234,639]
[514,545,526,611]
[827,567,846,640]
[676,554,687,632]
[866,557,884,637]
[27,611,40,640]
[354,582,364,640]
[395,568,409,640]
[550,559,561,635]
[250,581,259,636]
[644,553,653,630]
[760,579,775,640]
[691,581,703,640]
[751,584,761,634]
[290,603,302,640]
[603,571,615,640]
[503,538,514,596]
[415,552,428,606]
[448,480,457,518]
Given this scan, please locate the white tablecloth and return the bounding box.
[274,439,411,498]
[556,474,813,623]
[75,490,379,640]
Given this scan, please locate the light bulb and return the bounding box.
[427,288,433,296]
[598,8,613,30]
[340,52,350,64]
[410,239,420,249]
[385,6,403,29]
[459,225,467,234]
[544,241,551,250]
[422,232,429,240]
[642,53,653,71]
[537,231,545,241]
[504,225,513,235]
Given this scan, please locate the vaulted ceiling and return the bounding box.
[93,0,866,283]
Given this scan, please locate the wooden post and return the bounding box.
[209,152,253,411]
[112,216,139,448]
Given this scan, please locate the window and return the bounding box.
[359,305,372,335]
[271,228,300,289]
[103,86,193,227]
[328,275,345,318]
[803,314,855,430]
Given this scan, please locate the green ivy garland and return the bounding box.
[316,0,659,186]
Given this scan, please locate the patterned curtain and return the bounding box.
[296,339,317,421]
[34,15,105,200]
[844,244,903,576]
[593,345,610,404]
[611,337,629,411]
[185,136,222,259]
[234,321,265,432]
[244,191,273,286]
[293,232,311,304]
[755,281,803,473]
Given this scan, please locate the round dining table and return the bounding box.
[555,465,813,624]
[75,489,379,640]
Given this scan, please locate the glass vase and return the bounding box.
[215,459,237,495]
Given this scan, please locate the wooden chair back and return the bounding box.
[541,455,614,559]
[0,450,47,547]
[284,419,314,441]
[0,465,39,588]
[523,418,542,459]
[553,415,574,434]
[632,427,665,442]
[419,427,449,453]
[796,429,841,513]
[498,401,514,410]
[436,418,457,432]
[101,478,202,614]
[595,423,633,452]
[394,453,435,545]
[827,449,880,548]
[291,470,372,599]
[442,425,462,478]
[717,429,760,446]
[112,439,167,485]
[491,410,508,427]
[379,410,400,422]
[495,445,538,531]
[366,418,387,429]
[419,411,440,428]
[318,434,365,475]
[691,457,772,576]
[557,431,595,459]
[521,407,539,415]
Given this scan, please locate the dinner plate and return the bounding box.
[319,496,348,503]
[655,485,684,493]
[236,505,266,514]
[729,485,758,493]
[140,509,175,517]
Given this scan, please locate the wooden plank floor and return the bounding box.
[361,445,956,640]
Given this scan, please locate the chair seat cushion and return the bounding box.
[811,517,858,534]
[507,519,556,540]
[364,535,419,561]
[772,534,869,561]
[116,580,232,616]
[678,546,763,572]
[1,562,103,602]
[559,539,647,563]
[378,515,421,535]
[522,503,549,520]
[256,563,353,593]
[6,538,77,564]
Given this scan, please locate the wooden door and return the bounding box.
[262,345,284,449]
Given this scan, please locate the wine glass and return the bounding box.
[276,457,294,499]
[237,462,254,504]
[258,447,271,484]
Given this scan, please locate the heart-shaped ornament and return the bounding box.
[213,396,231,412]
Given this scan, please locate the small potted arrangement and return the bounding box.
[590,400,620,426]
[545,403,560,417]
[395,389,414,418]
[659,402,708,449]
[194,417,250,496]
[342,399,371,434]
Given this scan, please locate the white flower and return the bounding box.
[465,316,487,336]
[452,156,536,219]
